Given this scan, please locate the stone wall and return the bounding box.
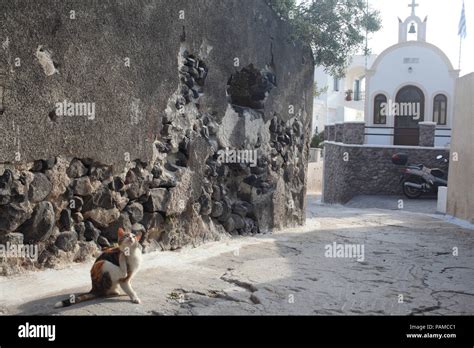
[342,122,365,145]
[0,0,314,274]
[447,73,474,224]
[419,122,436,147]
[335,123,344,143]
[323,142,449,204]
[325,125,335,141]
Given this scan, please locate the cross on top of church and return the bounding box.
[409,0,419,16]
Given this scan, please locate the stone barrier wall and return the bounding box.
[342,122,365,145]
[0,0,314,275]
[323,142,449,204]
[419,122,436,147]
[335,123,344,143]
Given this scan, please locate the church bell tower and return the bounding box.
[398,0,427,43]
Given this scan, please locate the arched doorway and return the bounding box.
[394,85,425,146]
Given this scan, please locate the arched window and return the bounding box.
[373,94,387,124]
[433,94,447,125]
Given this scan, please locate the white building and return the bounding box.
[364,0,459,147]
[313,54,377,135]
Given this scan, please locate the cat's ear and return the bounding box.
[135,231,142,243]
[117,227,125,240]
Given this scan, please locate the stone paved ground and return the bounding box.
[345,194,438,215]
[1,195,473,315]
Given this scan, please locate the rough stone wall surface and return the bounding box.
[324,125,336,141]
[324,125,330,142]
[335,123,344,143]
[327,125,335,141]
[342,122,365,145]
[419,122,436,147]
[0,0,314,274]
[323,142,449,204]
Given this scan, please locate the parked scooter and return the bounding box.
[392,153,449,199]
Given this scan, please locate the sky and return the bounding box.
[367,0,473,76]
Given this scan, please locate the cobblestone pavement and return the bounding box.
[2,196,473,315]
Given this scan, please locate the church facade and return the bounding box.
[364,0,459,147]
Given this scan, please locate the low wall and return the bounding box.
[307,162,323,194]
[307,148,322,194]
[323,142,449,204]
[447,73,474,223]
[309,148,322,163]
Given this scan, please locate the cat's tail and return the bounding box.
[54,292,96,308]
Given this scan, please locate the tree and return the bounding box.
[314,81,328,98]
[268,0,381,77]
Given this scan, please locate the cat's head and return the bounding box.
[117,227,142,250]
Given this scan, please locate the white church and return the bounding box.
[364,0,459,147]
[313,0,460,147]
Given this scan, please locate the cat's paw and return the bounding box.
[132,297,141,304]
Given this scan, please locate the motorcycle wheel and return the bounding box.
[402,179,423,199]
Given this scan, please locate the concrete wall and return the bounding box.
[323,142,449,204]
[0,0,314,274]
[447,73,474,223]
[307,148,322,194]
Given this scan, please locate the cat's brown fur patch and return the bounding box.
[92,271,112,296]
[90,260,104,283]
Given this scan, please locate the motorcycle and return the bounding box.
[391,153,449,199]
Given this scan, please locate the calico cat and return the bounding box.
[55,228,143,308]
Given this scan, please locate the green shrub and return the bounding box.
[310,131,325,148]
